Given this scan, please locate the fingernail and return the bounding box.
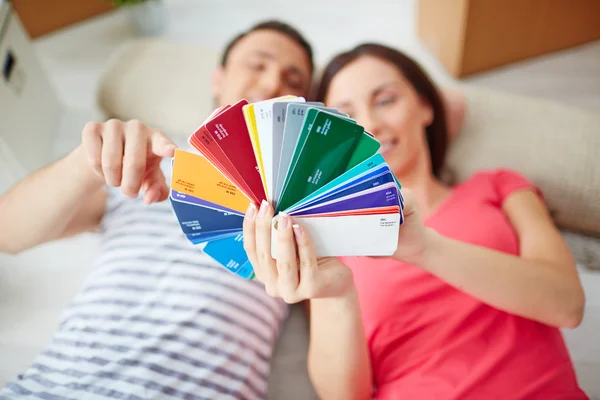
[279,212,289,230]
[145,191,155,204]
[258,200,269,217]
[246,203,257,218]
[124,189,138,199]
[292,224,302,236]
[164,144,177,156]
[144,191,156,204]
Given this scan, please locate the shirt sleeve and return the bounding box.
[492,168,545,205]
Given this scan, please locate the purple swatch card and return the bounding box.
[170,189,243,216]
[293,183,399,216]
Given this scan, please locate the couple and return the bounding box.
[0,20,588,399]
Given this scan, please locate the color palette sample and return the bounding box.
[169,97,405,279]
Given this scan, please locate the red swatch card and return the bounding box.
[190,125,258,204]
[203,100,267,203]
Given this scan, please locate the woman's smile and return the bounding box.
[378,137,399,156]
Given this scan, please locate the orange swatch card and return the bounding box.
[170,149,251,214]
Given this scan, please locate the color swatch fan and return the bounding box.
[169,97,405,279]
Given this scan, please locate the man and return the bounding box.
[0,21,313,400]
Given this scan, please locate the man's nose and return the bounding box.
[259,71,283,97]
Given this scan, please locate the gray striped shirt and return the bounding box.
[1,172,287,399]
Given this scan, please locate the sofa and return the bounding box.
[1,38,599,399]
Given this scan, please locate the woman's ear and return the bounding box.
[212,66,224,99]
[419,97,434,127]
[441,87,467,140]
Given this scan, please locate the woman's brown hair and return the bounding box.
[314,43,448,177]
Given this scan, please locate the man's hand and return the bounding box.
[81,119,177,204]
[0,118,175,253]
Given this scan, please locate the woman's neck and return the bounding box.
[394,158,453,219]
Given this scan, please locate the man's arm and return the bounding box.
[0,119,177,254]
[0,146,106,254]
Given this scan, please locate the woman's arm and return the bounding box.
[243,203,372,400]
[406,189,585,328]
[308,284,372,400]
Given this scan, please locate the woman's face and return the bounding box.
[325,55,433,177]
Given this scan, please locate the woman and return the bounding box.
[243,44,587,399]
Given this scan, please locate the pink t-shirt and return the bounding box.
[340,169,587,400]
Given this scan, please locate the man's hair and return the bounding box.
[220,20,314,73]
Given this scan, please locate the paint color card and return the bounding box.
[274,104,343,205]
[170,194,244,234]
[299,206,399,218]
[292,182,400,216]
[187,230,240,244]
[271,213,400,258]
[170,149,251,214]
[189,125,257,204]
[242,103,263,194]
[170,189,243,216]
[167,97,406,280]
[243,96,297,199]
[204,234,254,280]
[290,166,399,214]
[289,172,397,216]
[277,110,365,211]
[346,132,381,170]
[285,154,389,212]
[269,101,324,195]
[256,97,306,202]
[205,99,266,203]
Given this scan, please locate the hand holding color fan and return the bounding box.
[169,96,405,279]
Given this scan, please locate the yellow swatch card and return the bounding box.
[243,96,296,201]
[243,104,266,198]
[171,149,251,214]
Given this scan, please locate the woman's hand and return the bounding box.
[243,200,355,303]
[391,189,438,266]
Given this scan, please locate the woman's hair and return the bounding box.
[314,43,448,177]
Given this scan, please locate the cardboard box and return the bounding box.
[417,0,600,78]
[12,0,114,38]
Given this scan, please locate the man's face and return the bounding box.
[213,29,312,106]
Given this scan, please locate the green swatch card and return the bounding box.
[277,111,364,211]
[346,132,381,170]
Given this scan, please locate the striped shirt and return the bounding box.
[1,165,288,399]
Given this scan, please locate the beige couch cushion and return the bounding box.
[97,39,600,236]
[445,87,600,236]
[97,39,219,136]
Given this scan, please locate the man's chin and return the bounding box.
[246,95,273,103]
[245,92,303,103]
[219,93,302,106]
[217,95,265,106]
